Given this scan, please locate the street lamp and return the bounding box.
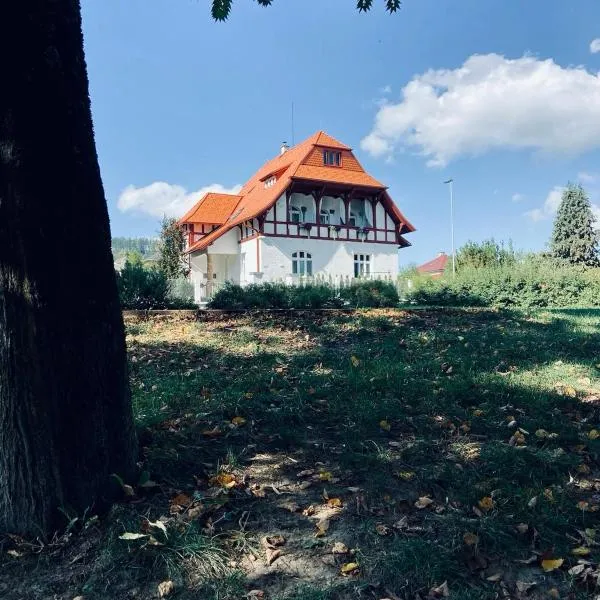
[443,179,456,276]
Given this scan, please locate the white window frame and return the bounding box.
[354,254,371,277]
[292,251,313,276]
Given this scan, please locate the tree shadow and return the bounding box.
[2,308,599,600]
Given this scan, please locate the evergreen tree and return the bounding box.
[550,184,599,267]
[158,217,189,279]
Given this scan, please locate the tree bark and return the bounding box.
[0,1,137,537]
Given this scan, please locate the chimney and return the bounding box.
[280,141,289,155]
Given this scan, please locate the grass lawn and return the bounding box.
[2,308,600,599]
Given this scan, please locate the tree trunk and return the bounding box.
[0,1,137,537]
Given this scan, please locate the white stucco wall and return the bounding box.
[259,237,398,282]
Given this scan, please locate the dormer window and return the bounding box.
[323,150,341,167]
[264,176,277,189]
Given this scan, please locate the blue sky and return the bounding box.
[81,0,600,266]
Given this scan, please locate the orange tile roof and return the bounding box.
[179,192,242,225]
[417,253,449,274]
[182,131,415,253]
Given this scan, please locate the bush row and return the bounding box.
[208,280,399,310]
[116,260,195,309]
[406,261,600,308]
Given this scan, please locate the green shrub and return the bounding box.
[117,260,196,309]
[339,280,399,308]
[407,257,600,308]
[209,280,397,309]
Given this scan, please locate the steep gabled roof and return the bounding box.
[179,192,242,225]
[417,253,449,274]
[181,131,415,253]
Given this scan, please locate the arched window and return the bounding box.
[290,205,301,223]
[320,209,330,224]
[292,251,312,276]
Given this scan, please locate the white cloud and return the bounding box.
[590,39,600,54]
[379,85,392,94]
[525,186,564,222]
[512,193,525,202]
[578,171,597,183]
[117,182,242,218]
[361,54,600,167]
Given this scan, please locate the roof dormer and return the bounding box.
[322,149,342,167]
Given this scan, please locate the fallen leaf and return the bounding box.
[535,429,549,439]
[202,426,222,437]
[319,471,333,481]
[547,588,560,599]
[332,541,349,554]
[473,409,484,417]
[541,558,564,572]
[486,573,503,582]
[263,535,286,548]
[231,416,246,426]
[568,563,586,576]
[265,547,281,566]
[170,493,192,510]
[478,497,494,512]
[397,471,415,481]
[6,550,22,558]
[393,516,408,530]
[571,546,590,556]
[315,519,330,537]
[429,581,450,597]
[515,581,536,593]
[158,582,175,599]
[577,501,589,511]
[528,496,538,509]
[463,532,479,546]
[210,473,237,489]
[350,356,361,367]
[379,419,391,431]
[577,464,591,474]
[247,591,265,599]
[515,523,529,534]
[415,496,434,509]
[327,497,343,509]
[588,429,599,440]
[340,562,359,574]
[297,469,314,478]
[147,520,168,537]
[119,532,148,541]
[509,431,526,446]
[375,524,391,536]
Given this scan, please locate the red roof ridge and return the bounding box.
[417,253,449,273]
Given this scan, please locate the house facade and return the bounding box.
[178,131,415,302]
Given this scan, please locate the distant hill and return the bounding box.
[112,237,160,270]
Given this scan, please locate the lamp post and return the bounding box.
[443,179,456,276]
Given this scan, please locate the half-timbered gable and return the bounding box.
[178,131,415,302]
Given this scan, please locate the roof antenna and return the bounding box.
[291,101,295,146]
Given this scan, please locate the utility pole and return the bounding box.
[443,179,456,276]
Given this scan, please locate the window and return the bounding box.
[264,176,277,188]
[292,251,312,276]
[290,205,301,223]
[322,150,341,166]
[320,209,330,224]
[354,254,370,278]
[349,211,357,227]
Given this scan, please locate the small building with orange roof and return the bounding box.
[416,252,449,278]
[179,131,415,302]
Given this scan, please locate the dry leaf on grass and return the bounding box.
[315,519,330,537]
[379,419,391,431]
[231,416,246,426]
[350,356,361,367]
[327,497,343,508]
[429,581,450,597]
[375,524,391,536]
[541,558,564,572]
[588,429,599,440]
[265,548,281,566]
[415,496,434,509]
[246,591,265,599]
[571,546,590,556]
[157,580,174,598]
[332,541,349,554]
[478,497,494,512]
[340,562,359,575]
[262,535,286,548]
[463,532,479,546]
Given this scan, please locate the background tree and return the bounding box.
[550,183,599,267]
[210,0,401,20]
[0,0,396,538]
[457,239,516,270]
[0,0,137,537]
[158,217,190,279]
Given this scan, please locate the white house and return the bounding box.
[178,131,415,302]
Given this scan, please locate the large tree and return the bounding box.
[550,184,599,267]
[0,1,137,537]
[0,0,394,538]
[158,217,190,280]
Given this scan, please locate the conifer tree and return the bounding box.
[550,184,599,267]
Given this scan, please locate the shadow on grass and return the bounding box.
[2,308,599,600]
